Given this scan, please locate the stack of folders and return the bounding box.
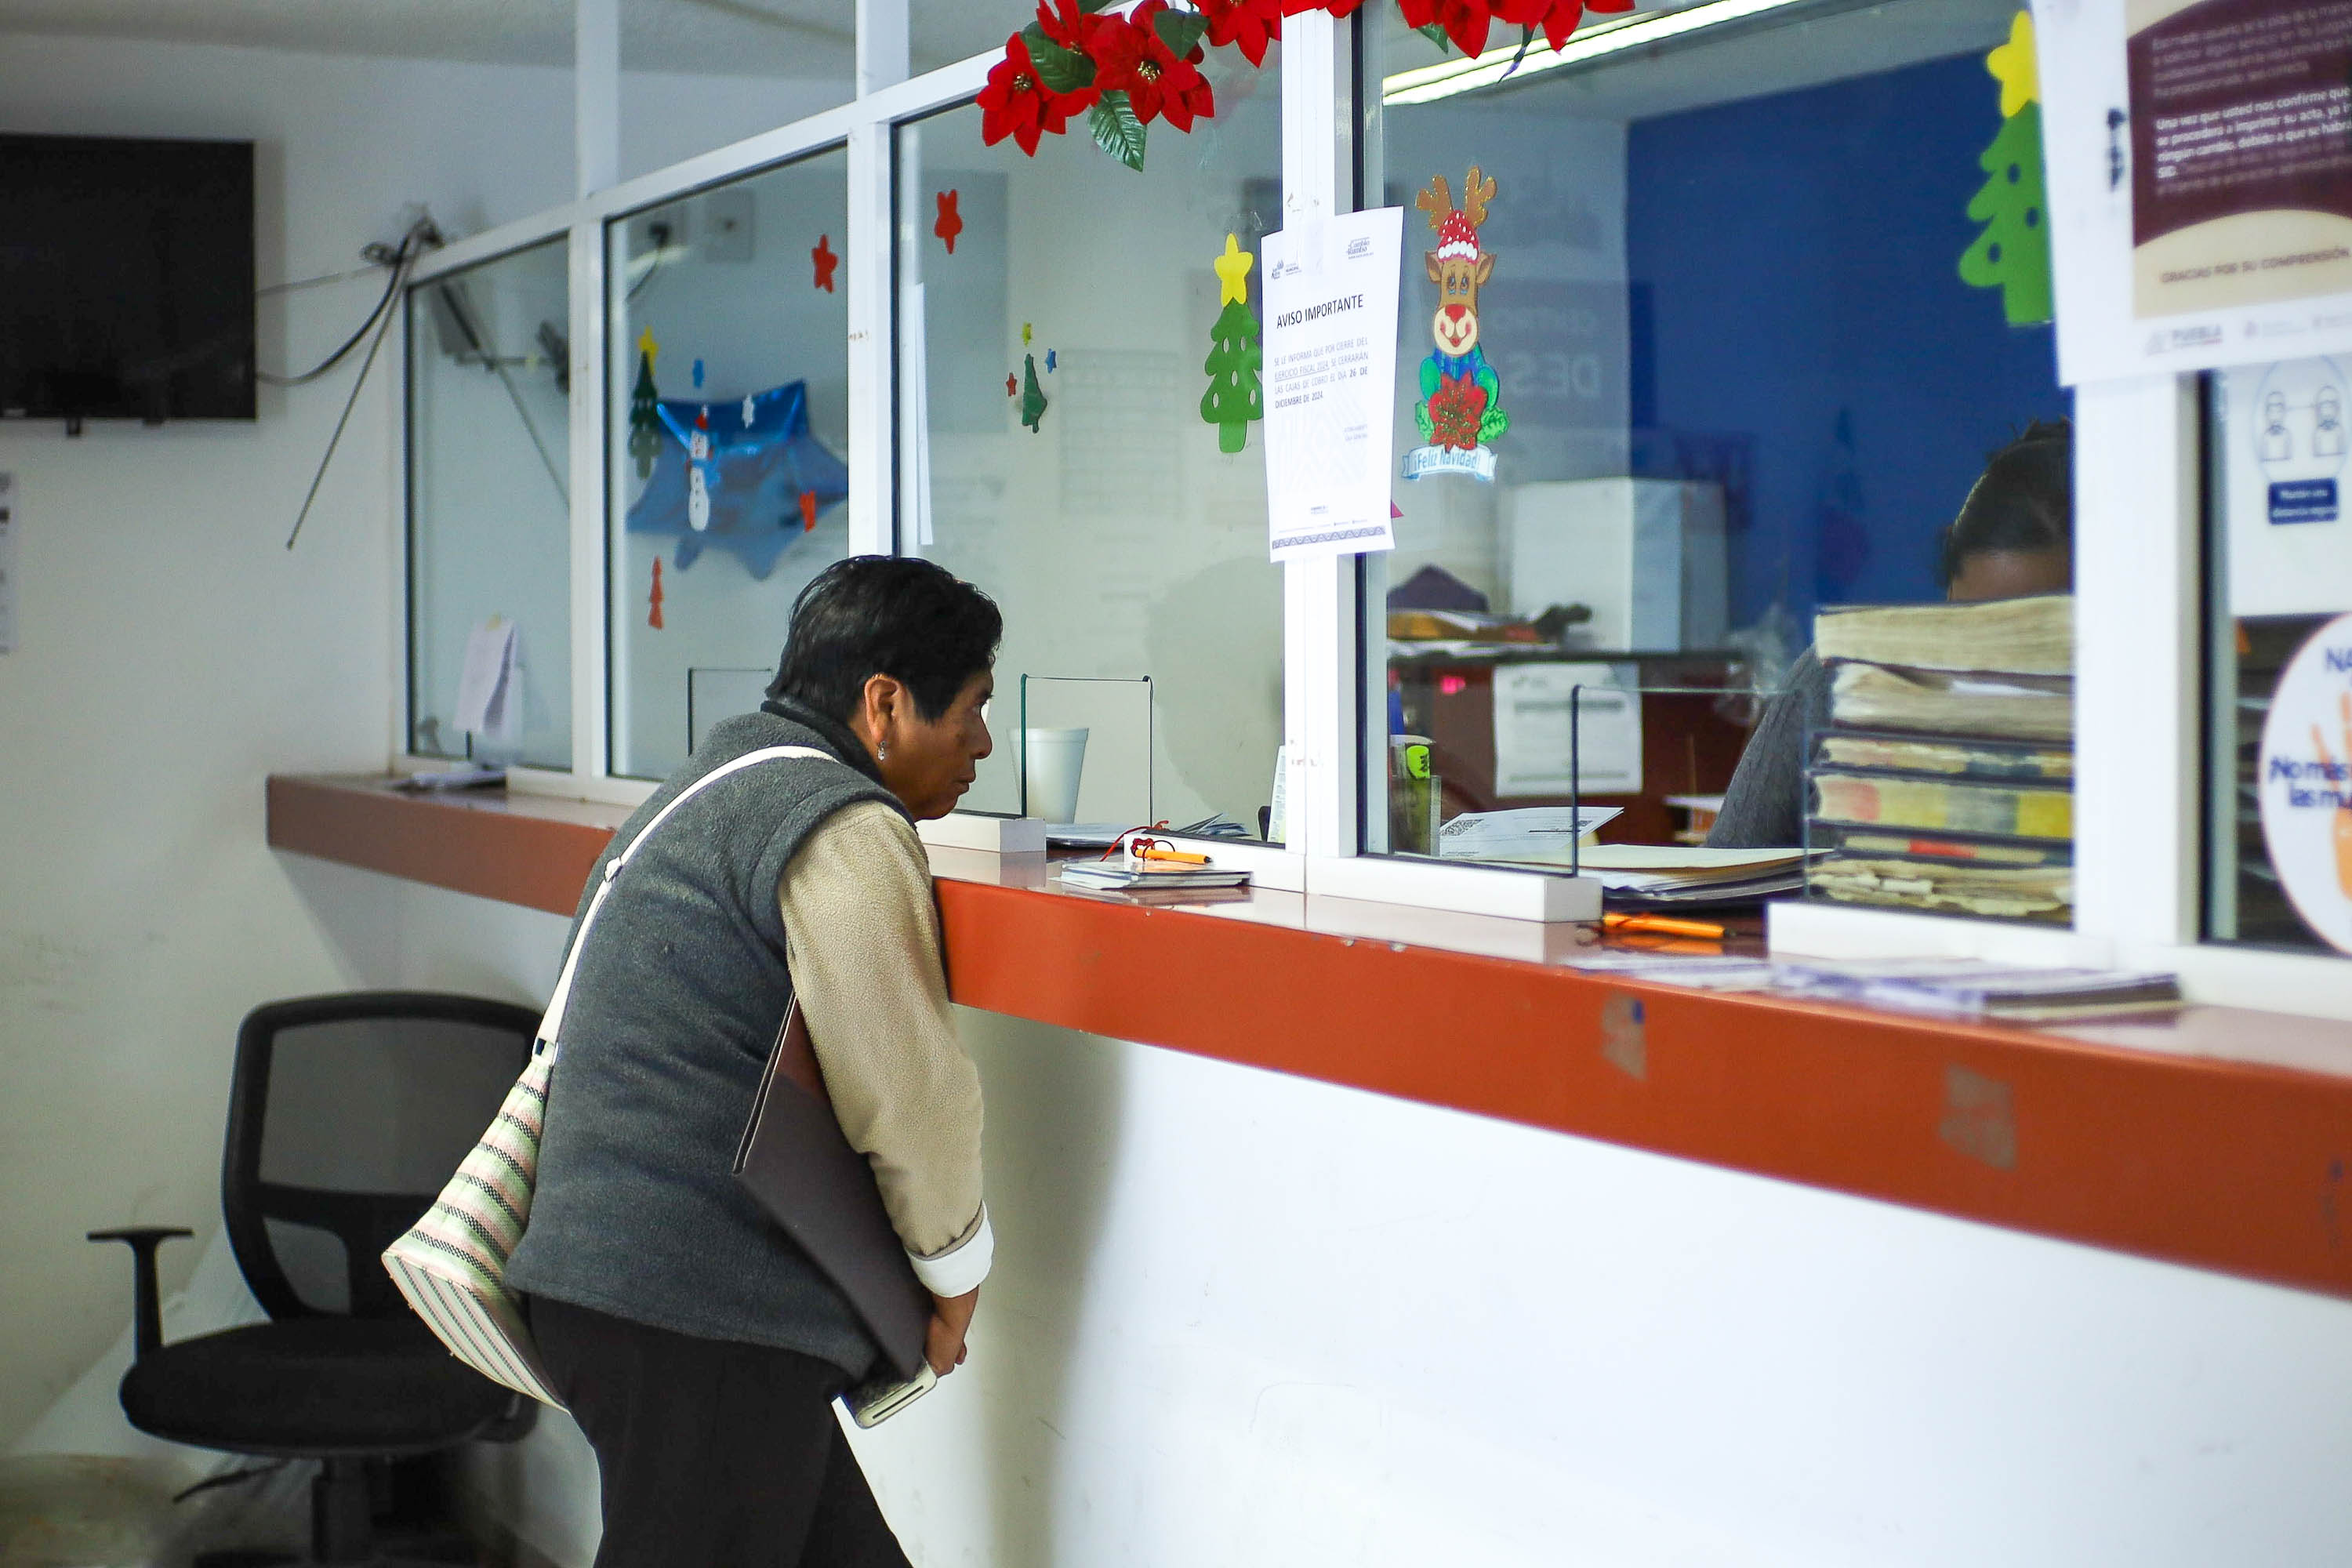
[1773,957,2180,1022]
[1056,858,1252,904]
[1806,594,2074,924]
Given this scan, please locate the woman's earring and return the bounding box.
[877,745,888,761]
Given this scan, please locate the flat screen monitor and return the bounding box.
[0,133,256,423]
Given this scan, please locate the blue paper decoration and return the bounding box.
[625,379,848,579]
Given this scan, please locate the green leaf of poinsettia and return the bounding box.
[1089,90,1148,171]
[1154,6,1209,56]
[1415,23,1453,52]
[1028,33,1097,94]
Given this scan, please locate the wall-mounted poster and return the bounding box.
[2041,0,2352,383]
[2257,613,2352,953]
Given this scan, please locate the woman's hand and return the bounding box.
[926,1287,978,1376]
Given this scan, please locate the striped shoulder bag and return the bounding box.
[381,745,834,1405]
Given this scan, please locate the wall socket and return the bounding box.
[625,203,690,260]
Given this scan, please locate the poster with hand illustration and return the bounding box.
[2259,613,2352,952]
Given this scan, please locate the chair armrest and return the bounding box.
[89,1227,194,1360]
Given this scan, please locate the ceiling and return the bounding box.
[0,0,1024,78]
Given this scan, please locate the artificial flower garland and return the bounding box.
[980,0,1628,168]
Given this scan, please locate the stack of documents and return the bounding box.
[1573,845,1812,906]
[1057,861,1251,896]
[1772,958,2180,1022]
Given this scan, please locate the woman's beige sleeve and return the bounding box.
[777,798,991,1294]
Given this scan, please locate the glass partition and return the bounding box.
[608,147,853,780]
[2205,360,2352,959]
[1360,0,2072,895]
[406,237,573,770]
[898,68,1287,833]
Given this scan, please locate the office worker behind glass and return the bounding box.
[1708,421,2073,849]
[506,557,999,1568]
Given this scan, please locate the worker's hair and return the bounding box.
[768,555,1001,724]
[1934,419,2074,590]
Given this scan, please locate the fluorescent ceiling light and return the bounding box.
[1382,0,1813,104]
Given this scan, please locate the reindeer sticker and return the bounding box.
[1405,166,1510,480]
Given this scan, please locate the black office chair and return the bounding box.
[90,992,544,1566]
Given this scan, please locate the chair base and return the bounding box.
[190,1455,483,1568]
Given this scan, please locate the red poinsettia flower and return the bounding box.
[1492,0,1585,52]
[1428,372,1489,451]
[1200,0,1282,65]
[1287,0,1369,13]
[1033,0,1104,52]
[1092,2,1216,130]
[1399,0,1496,57]
[979,33,1084,156]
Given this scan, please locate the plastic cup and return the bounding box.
[1023,728,1089,824]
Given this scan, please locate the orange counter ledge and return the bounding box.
[268,775,2352,1302]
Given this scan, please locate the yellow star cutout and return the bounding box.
[1212,232,1254,307]
[637,326,659,368]
[1986,10,2037,118]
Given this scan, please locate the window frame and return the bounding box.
[386,8,2352,1017]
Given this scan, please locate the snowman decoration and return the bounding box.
[687,405,713,532]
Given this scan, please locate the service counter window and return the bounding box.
[607,149,853,781]
[1359,0,2074,920]
[897,72,1285,833]
[406,237,574,771]
[2206,359,2352,960]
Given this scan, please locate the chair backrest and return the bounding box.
[223,992,539,1321]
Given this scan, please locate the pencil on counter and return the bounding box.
[1602,912,1726,940]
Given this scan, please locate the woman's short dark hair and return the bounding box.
[1934,419,2073,590]
[768,556,1002,724]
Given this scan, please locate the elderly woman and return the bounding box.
[507,555,1000,1567]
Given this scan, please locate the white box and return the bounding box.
[1503,478,1727,652]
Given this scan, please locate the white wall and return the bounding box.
[305,869,2352,1568]
[0,27,842,1447]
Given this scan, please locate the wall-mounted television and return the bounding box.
[0,133,256,426]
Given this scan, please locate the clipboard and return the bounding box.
[732,1000,934,1384]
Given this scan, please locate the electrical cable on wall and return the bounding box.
[282,214,441,550]
[260,215,442,387]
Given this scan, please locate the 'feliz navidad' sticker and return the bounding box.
[2259,612,2352,953]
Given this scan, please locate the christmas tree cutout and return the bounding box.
[1200,233,1263,454]
[1959,12,2053,326]
[627,329,663,480]
[1020,352,1048,434]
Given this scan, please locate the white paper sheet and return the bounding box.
[1436,804,1623,859]
[2042,0,2352,384]
[1492,662,1642,797]
[2217,356,2352,615]
[1262,208,1403,561]
[453,618,519,740]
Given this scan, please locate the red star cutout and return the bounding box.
[1006,372,1018,397]
[934,190,964,255]
[811,234,838,292]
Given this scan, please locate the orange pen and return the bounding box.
[1135,846,1211,866]
[1602,912,1726,940]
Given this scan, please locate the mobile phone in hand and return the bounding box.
[844,1362,938,1428]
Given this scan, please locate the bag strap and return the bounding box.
[536,745,837,1055]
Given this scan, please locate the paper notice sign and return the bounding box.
[1262,207,1403,561]
[2043,0,2352,381]
[453,618,519,739]
[1492,662,1644,797]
